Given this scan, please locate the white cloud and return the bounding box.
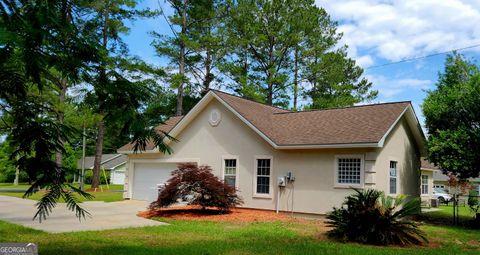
[355,55,374,67]
[317,0,480,63]
[366,75,432,98]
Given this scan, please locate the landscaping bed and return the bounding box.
[139,205,304,222]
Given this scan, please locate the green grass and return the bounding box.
[0,183,123,202]
[0,183,124,191]
[0,218,478,255]
[0,183,31,189]
[421,205,477,224]
[0,190,123,202]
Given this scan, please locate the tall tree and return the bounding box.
[423,53,480,179]
[223,0,376,109]
[152,0,212,115]
[0,0,98,220]
[0,0,171,220]
[188,0,226,95]
[224,0,301,107]
[82,0,159,189]
[304,48,377,109]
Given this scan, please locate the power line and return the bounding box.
[365,43,480,70]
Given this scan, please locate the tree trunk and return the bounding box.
[55,77,67,168]
[176,0,187,116]
[266,39,274,105]
[293,47,299,111]
[92,2,109,189]
[202,48,212,95]
[92,119,105,189]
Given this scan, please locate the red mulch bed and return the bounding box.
[138,205,295,222]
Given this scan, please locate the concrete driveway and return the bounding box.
[0,195,166,233]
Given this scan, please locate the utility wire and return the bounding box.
[365,43,480,70]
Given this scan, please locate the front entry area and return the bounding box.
[131,162,179,202]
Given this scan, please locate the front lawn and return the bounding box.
[0,183,124,202]
[421,205,477,224]
[0,183,124,191]
[0,190,123,202]
[0,183,32,189]
[0,218,479,254]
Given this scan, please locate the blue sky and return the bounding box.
[123,0,480,128]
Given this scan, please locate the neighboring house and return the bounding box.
[421,158,480,196]
[77,154,127,185]
[118,90,426,215]
[420,159,435,203]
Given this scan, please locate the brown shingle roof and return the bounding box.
[119,90,413,152]
[213,90,410,146]
[421,158,439,171]
[117,116,183,152]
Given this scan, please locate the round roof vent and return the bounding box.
[209,109,221,126]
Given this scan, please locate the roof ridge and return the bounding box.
[100,154,121,164]
[210,89,291,112]
[273,101,411,115]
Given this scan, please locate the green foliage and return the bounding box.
[83,169,110,185]
[467,190,479,214]
[326,189,427,245]
[0,141,16,182]
[144,87,200,119]
[0,0,98,221]
[422,53,480,179]
[305,48,377,109]
[0,0,166,221]
[220,0,376,108]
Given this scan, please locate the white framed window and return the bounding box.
[389,161,397,194]
[334,155,364,188]
[433,184,444,189]
[222,156,238,188]
[254,156,272,197]
[421,175,428,195]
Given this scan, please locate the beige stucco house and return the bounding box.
[118,90,426,215]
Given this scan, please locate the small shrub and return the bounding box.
[467,190,480,227]
[467,190,479,214]
[326,189,427,245]
[84,169,110,185]
[149,163,243,213]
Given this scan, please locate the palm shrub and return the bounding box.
[149,163,243,213]
[326,189,427,245]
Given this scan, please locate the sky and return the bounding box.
[122,0,480,129]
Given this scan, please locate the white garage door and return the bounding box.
[132,163,179,201]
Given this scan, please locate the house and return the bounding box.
[77,154,127,185]
[421,159,480,195]
[118,90,426,215]
[420,158,436,202]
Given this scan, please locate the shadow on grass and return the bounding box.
[417,206,479,229]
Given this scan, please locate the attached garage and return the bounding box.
[131,163,179,202]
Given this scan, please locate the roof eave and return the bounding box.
[275,142,380,150]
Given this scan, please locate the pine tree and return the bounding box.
[82,0,160,189]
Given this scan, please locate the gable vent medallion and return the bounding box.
[209,109,221,126]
